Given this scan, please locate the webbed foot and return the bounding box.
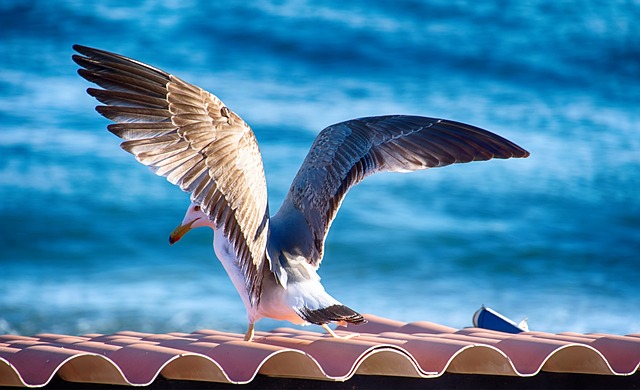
[243,323,255,342]
[322,324,359,339]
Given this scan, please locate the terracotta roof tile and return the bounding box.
[0,314,638,387]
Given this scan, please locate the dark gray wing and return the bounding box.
[279,115,529,268]
[73,45,270,305]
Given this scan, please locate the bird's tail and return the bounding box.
[297,304,367,326]
[284,270,367,326]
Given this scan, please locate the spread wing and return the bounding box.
[73,45,270,305]
[282,115,529,267]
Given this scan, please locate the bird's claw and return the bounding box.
[243,323,255,342]
[322,324,359,339]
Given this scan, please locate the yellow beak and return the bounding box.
[169,219,198,245]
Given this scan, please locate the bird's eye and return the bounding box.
[194,205,201,211]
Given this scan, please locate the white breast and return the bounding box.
[212,229,253,315]
[212,229,340,326]
[212,229,300,324]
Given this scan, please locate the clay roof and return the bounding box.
[1,314,639,387]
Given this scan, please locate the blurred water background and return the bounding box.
[1,1,639,336]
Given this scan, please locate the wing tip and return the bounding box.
[72,44,105,60]
[501,142,530,160]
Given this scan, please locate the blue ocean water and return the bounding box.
[1,1,638,336]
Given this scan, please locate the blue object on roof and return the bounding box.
[473,306,528,334]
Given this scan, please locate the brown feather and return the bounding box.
[283,116,529,268]
[74,45,270,306]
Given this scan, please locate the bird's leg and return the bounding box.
[244,323,255,342]
[322,324,359,339]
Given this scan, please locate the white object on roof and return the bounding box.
[473,305,529,333]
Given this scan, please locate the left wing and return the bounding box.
[73,45,270,305]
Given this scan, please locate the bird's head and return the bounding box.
[169,203,213,244]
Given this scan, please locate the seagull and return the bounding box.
[73,45,529,341]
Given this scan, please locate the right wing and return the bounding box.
[279,115,529,268]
